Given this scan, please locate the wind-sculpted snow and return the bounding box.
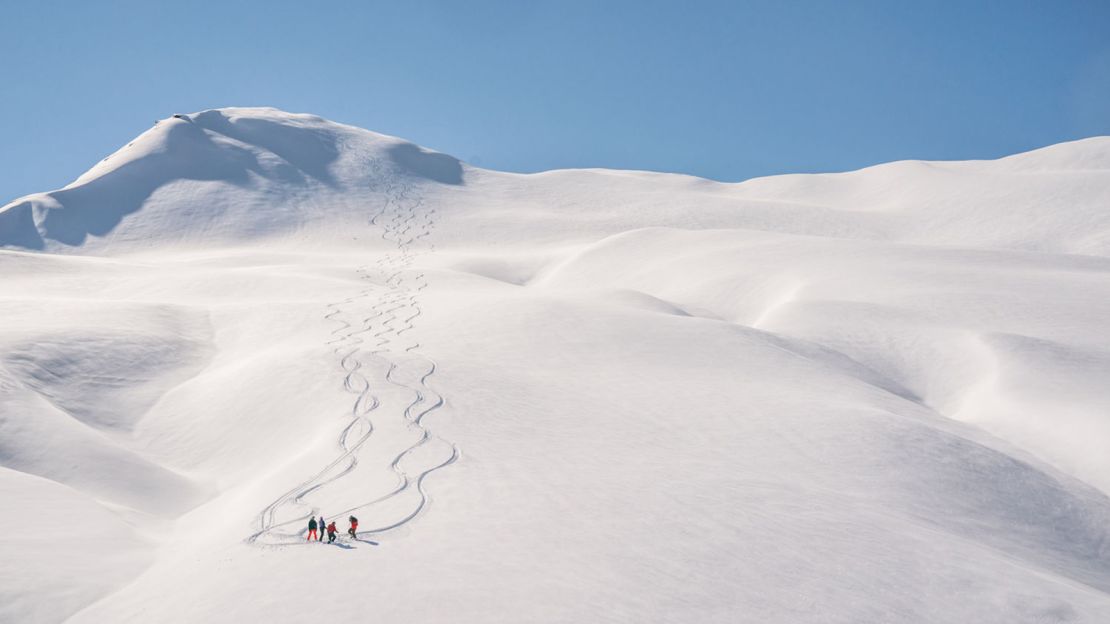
[1,108,1109,623]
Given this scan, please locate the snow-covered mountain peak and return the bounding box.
[73,106,461,189]
[0,107,465,251]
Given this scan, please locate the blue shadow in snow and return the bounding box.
[388,143,463,185]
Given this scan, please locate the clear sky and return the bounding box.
[2,0,1109,203]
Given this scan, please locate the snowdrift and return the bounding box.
[2,108,1109,623]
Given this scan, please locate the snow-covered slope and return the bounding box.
[2,108,1109,623]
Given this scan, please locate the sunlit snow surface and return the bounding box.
[2,108,1109,623]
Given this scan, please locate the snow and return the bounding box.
[1,107,1109,622]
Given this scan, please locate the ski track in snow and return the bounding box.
[247,161,458,546]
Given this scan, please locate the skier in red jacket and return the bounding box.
[326,521,338,543]
[348,516,359,539]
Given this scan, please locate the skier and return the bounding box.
[307,517,318,542]
[326,521,338,544]
[318,516,325,542]
[348,516,359,539]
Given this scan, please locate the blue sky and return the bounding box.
[2,0,1109,202]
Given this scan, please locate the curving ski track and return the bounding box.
[247,162,458,546]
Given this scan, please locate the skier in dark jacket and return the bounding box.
[348,516,359,539]
[326,521,338,543]
[307,517,318,542]
[318,516,325,541]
